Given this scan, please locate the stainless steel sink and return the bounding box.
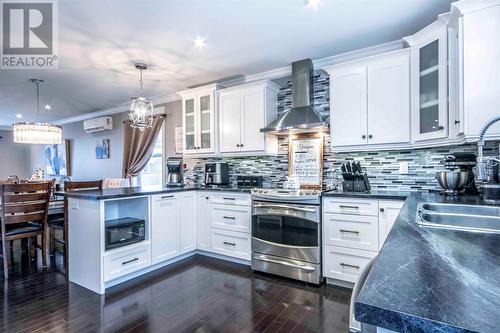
[421,203,500,217]
[417,203,500,234]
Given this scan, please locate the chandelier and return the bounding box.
[13,79,62,145]
[129,63,153,131]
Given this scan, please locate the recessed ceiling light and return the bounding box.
[305,0,322,9]
[194,36,206,49]
[44,104,53,110]
[16,114,22,119]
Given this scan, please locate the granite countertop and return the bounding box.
[61,185,251,200]
[322,189,411,200]
[355,192,500,333]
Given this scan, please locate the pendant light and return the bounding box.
[129,63,153,131]
[12,79,62,145]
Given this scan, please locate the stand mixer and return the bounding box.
[437,153,478,195]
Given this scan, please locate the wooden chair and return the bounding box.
[49,180,103,274]
[0,181,52,277]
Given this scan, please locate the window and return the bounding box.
[136,125,163,187]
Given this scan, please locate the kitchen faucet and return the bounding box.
[476,116,500,181]
[8,175,19,183]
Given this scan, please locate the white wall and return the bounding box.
[28,100,182,181]
[0,130,31,179]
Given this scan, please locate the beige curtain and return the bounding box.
[122,115,165,179]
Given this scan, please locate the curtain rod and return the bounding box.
[123,114,166,124]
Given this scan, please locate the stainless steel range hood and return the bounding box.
[261,58,329,134]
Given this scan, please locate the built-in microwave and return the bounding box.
[105,217,145,250]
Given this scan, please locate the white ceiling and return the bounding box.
[0,0,454,127]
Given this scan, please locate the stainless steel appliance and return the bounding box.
[105,217,145,250]
[205,162,229,185]
[480,183,500,205]
[251,188,322,284]
[166,158,183,186]
[260,59,328,134]
[437,153,478,195]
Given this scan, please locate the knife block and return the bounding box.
[342,173,371,192]
[342,181,354,192]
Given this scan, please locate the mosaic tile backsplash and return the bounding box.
[185,72,500,192]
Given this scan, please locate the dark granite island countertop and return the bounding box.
[61,185,252,200]
[355,192,500,333]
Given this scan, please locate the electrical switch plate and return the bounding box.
[399,162,409,174]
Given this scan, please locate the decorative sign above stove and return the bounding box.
[288,133,323,189]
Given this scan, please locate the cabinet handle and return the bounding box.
[223,216,236,220]
[380,208,385,212]
[223,241,236,246]
[160,195,174,199]
[339,205,359,209]
[240,144,244,147]
[368,134,373,139]
[438,126,444,130]
[339,229,359,235]
[222,197,235,201]
[362,135,366,139]
[340,263,360,269]
[122,257,139,265]
[454,120,460,124]
[236,144,240,147]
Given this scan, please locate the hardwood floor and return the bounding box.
[1,243,351,333]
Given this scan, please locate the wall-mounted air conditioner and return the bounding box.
[83,117,113,133]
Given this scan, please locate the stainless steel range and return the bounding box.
[250,188,322,284]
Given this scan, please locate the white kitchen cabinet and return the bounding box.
[367,52,410,144]
[179,192,196,254]
[328,64,367,146]
[196,193,212,251]
[378,200,404,248]
[322,197,404,285]
[325,49,410,149]
[405,20,449,142]
[450,1,500,141]
[151,194,180,264]
[218,80,279,155]
[178,84,222,156]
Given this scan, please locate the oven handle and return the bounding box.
[253,254,316,272]
[252,202,317,213]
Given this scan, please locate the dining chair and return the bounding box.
[0,181,52,277]
[49,180,103,275]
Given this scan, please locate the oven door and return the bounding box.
[251,201,320,263]
[105,221,145,250]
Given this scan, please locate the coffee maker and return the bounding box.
[166,158,183,187]
[205,162,229,185]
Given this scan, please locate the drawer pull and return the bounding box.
[122,257,139,265]
[339,229,359,235]
[222,197,236,201]
[339,205,359,209]
[340,263,360,269]
[223,241,236,246]
[380,208,385,212]
[223,216,236,220]
[253,255,316,272]
[160,195,174,199]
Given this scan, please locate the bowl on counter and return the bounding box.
[436,170,468,194]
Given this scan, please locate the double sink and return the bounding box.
[417,202,500,234]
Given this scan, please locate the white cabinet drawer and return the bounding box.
[104,244,151,282]
[211,229,250,260]
[323,245,377,283]
[211,203,251,233]
[322,197,378,216]
[210,193,251,207]
[323,213,379,251]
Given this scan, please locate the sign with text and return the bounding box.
[288,133,323,189]
[1,0,58,69]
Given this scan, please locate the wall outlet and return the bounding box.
[399,162,409,174]
[71,201,79,210]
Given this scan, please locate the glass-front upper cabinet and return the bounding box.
[178,84,220,155]
[405,20,448,142]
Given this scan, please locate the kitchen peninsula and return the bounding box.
[66,186,252,294]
